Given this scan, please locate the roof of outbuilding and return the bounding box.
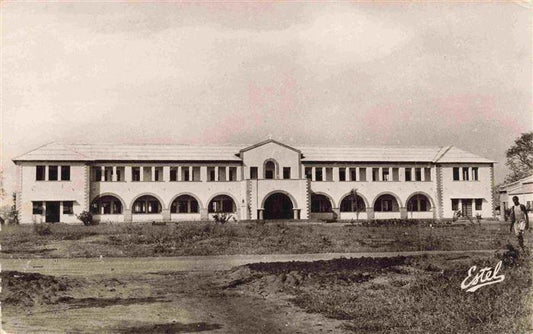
[12,141,494,163]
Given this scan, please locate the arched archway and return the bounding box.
[311,193,333,213]
[263,192,294,219]
[91,194,124,215]
[171,195,200,213]
[132,195,162,214]
[263,159,279,179]
[340,194,367,212]
[208,195,236,213]
[373,193,400,212]
[406,193,433,212]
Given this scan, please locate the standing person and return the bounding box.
[509,196,529,251]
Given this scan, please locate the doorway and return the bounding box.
[46,201,60,223]
[264,193,293,219]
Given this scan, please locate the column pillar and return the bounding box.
[101,166,105,182]
[189,166,193,182]
[332,207,340,220]
[311,167,316,181]
[124,209,132,223]
[151,167,156,182]
[200,208,209,220]
[162,209,171,221]
[178,166,182,181]
[200,166,207,182]
[112,166,117,182]
[214,166,219,182]
[366,208,374,220]
[258,208,264,220]
[163,166,170,182]
[125,166,132,182]
[237,166,242,181]
[45,165,49,181]
[293,208,300,220]
[400,207,408,219]
[226,166,230,181]
[333,167,339,182]
[421,167,425,182]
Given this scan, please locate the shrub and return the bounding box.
[76,211,94,226]
[33,223,52,236]
[213,213,234,224]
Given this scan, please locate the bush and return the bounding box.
[33,223,52,236]
[213,213,235,224]
[76,211,94,226]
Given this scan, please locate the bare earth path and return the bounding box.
[1,250,495,277]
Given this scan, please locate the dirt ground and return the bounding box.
[2,249,531,334]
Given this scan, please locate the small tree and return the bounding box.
[8,192,19,224]
[77,210,93,226]
[505,132,533,183]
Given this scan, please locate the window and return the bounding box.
[475,199,482,210]
[48,166,58,181]
[171,195,199,213]
[154,167,163,182]
[340,194,366,212]
[93,167,102,182]
[315,168,323,181]
[264,161,275,179]
[392,168,399,181]
[36,166,45,181]
[229,167,237,181]
[472,167,479,181]
[350,168,357,181]
[170,167,178,181]
[405,168,412,181]
[208,167,216,181]
[132,167,141,182]
[415,168,422,181]
[339,168,346,181]
[462,167,469,181]
[116,167,125,181]
[250,167,258,180]
[424,168,431,182]
[182,166,190,181]
[283,167,291,179]
[451,199,459,211]
[60,166,70,181]
[218,167,226,181]
[104,167,113,182]
[453,167,460,181]
[209,195,236,213]
[359,168,366,182]
[305,167,312,180]
[143,167,152,182]
[325,168,333,181]
[382,168,390,181]
[372,168,379,181]
[193,167,201,181]
[32,201,44,214]
[133,195,161,214]
[407,195,431,212]
[374,194,398,212]
[311,194,332,212]
[91,196,123,215]
[63,201,73,214]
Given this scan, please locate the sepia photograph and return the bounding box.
[0,1,531,333]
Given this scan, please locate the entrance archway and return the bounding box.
[264,193,294,219]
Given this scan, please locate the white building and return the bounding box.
[12,139,495,224]
[499,174,533,218]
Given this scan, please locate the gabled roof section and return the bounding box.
[239,139,301,155]
[13,142,91,162]
[434,146,494,163]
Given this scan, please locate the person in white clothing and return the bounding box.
[509,196,529,251]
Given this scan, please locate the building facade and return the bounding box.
[13,140,495,224]
[499,174,533,219]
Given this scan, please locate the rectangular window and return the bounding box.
[372,168,379,182]
[392,168,399,181]
[475,199,482,210]
[349,168,357,181]
[229,167,237,181]
[116,167,125,181]
[424,168,431,182]
[283,167,291,179]
[48,166,58,181]
[170,167,178,181]
[193,167,201,181]
[93,167,102,182]
[415,168,422,181]
[304,167,312,180]
[63,201,73,214]
[32,201,43,214]
[182,166,190,181]
[218,167,226,181]
[339,168,346,181]
[453,167,460,181]
[452,199,459,211]
[208,167,216,181]
[462,167,469,181]
[143,166,152,182]
[359,168,366,182]
[104,167,113,182]
[315,168,323,181]
[405,168,412,181]
[60,166,70,181]
[250,167,258,180]
[132,167,141,182]
[382,168,390,181]
[36,166,45,181]
[472,167,479,181]
[325,168,333,181]
[154,167,163,181]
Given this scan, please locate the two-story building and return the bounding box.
[12,139,495,224]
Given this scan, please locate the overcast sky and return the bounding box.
[1,2,531,196]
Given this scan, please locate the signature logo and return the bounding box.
[461,260,505,292]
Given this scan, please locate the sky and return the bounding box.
[1,1,531,198]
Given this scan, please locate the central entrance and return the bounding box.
[264,193,293,220]
[46,201,60,223]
